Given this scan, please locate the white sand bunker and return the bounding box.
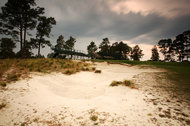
[1,62,187,126]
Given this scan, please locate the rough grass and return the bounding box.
[0,58,93,84]
[110,80,135,88]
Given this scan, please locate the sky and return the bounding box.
[0,0,190,60]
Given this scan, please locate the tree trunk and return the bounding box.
[24,26,27,48]
[38,42,41,57]
[20,25,23,58]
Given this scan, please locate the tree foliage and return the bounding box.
[55,35,66,50]
[31,16,56,56]
[151,46,159,61]
[173,30,190,61]
[65,36,76,50]
[98,38,110,56]
[0,38,15,58]
[130,45,144,61]
[0,0,44,57]
[87,41,97,58]
[110,41,131,60]
[158,39,174,61]
[158,30,190,62]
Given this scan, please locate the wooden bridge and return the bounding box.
[51,47,91,59]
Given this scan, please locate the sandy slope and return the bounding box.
[0,62,189,126]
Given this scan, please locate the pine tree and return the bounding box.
[87,41,97,59]
[130,45,144,61]
[151,46,159,61]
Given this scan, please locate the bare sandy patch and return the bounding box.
[0,62,189,126]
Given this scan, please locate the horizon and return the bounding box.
[0,0,190,60]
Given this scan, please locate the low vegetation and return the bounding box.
[0,102,6,110]
[94,70,101,73]
[110,80,135,88]
[0,82,6,87]
[0,58,94,84]
[90,115,98,121]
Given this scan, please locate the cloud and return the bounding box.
[108,0,190,18]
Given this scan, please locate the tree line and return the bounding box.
[87,38,144,61]
[157,30,190,62]
[150,30,190,62]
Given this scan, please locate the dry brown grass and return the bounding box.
[0,58,95,84]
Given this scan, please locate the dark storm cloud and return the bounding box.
[36,0,190,45]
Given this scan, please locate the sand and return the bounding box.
[0,62,189,126]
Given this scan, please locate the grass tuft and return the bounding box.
[0,102,6,110]
[94,70,101,73]
[110,80,135,88]
[63,69,76,75]
[7,73,21,82]
[110,81,122,86]
[123,80,133,87]
[90,115,98,121]
[0,82,6,87]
